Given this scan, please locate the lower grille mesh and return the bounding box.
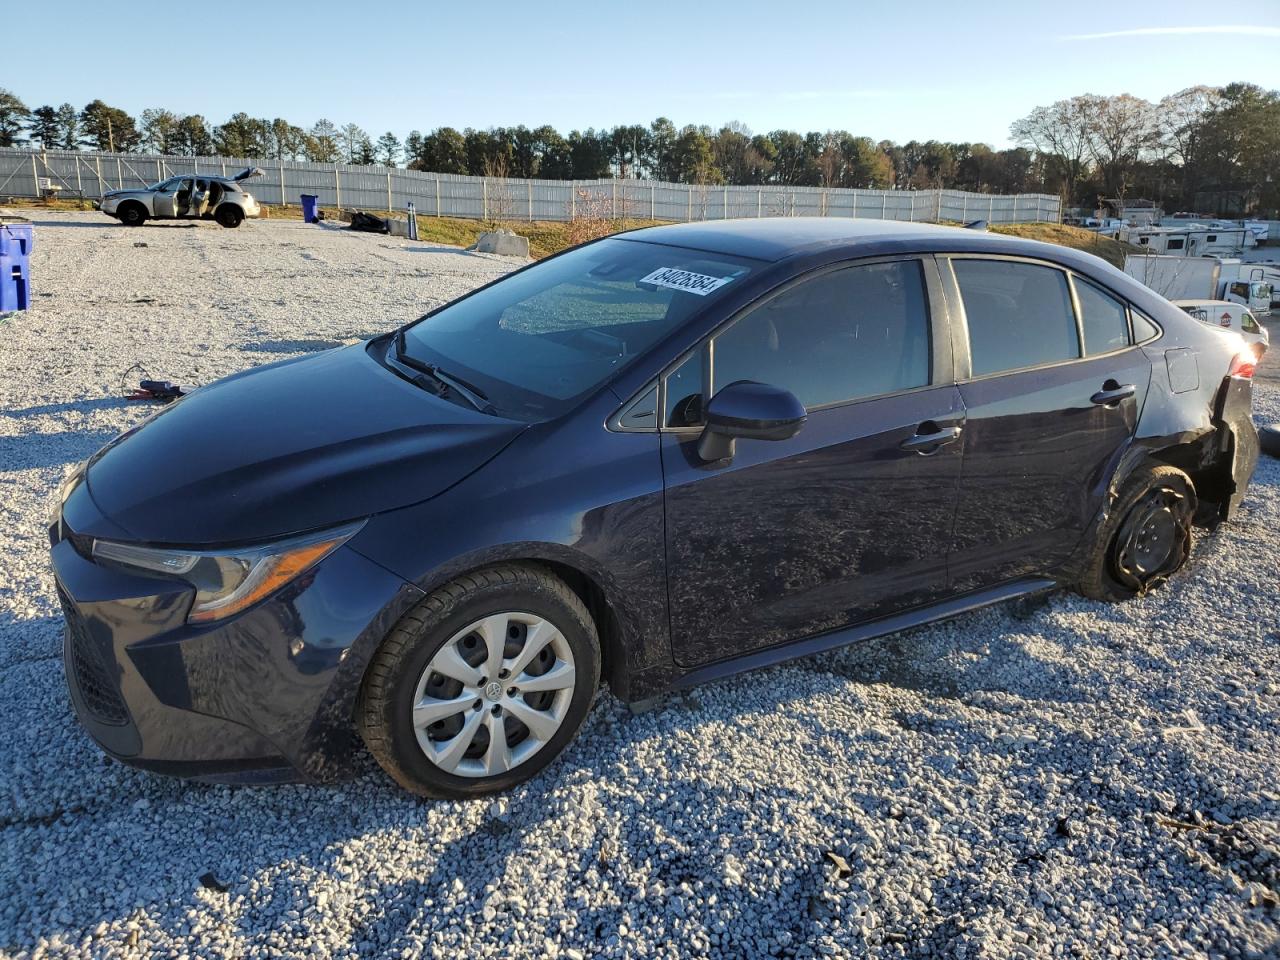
[58,588,128,726]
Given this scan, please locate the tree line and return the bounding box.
[0,84,1276,214]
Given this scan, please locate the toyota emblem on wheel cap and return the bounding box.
[484,681,503,701]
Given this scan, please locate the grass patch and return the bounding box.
[991,223,1133,269]
[266,204,664,259]
[2,195,1136,268]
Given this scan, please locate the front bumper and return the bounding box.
[52,518,422,783]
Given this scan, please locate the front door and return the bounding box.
[943,257,1151,592]
[153,178,183,217]
[660,258,965,668]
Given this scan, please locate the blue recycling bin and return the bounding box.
[0,221,33,312]
[300,194,319,224]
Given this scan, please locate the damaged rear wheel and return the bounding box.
[1075,464,1196,602]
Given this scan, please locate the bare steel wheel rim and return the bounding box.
[411,612,576,778]
[1112,485,1192,589]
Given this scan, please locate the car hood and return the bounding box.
[82,343,526,545]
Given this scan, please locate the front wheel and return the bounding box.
[1075,464,1197,601]
[117,203,147,227]
[357,564,600,798]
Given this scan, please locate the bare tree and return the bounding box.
[1081,93,1159,202]
[1010,96,1092,203]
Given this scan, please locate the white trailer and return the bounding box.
[1124,225,1256,257]
[1123,254,1273,315]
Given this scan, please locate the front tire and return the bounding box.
[357,564,600,798]
[1075,464,1196,601]
[117,203,147,227]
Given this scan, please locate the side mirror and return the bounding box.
[697,380,807,462]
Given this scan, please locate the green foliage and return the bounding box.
[0,88,27,147]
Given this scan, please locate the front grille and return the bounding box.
[58,587,129,726]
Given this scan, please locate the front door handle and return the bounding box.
[900,423,962,454]
[1091,383,1136,406]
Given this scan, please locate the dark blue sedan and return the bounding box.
[51,218,1259,796]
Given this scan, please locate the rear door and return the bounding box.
[942,256,1152,592]
[660,257,965,667]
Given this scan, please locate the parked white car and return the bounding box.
[1173,299,1269,359]
[97,167,262,228]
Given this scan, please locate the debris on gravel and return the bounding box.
[1,213,1277,959]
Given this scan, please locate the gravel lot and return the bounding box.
[2,212,1278,959]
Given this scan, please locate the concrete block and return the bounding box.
[474,229,530,257]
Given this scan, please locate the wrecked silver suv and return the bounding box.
[97,166,263,229]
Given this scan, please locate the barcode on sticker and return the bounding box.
[639,267,734,296]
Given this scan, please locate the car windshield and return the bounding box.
[399,238,757,419]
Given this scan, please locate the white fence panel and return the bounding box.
[0,148,1061,224]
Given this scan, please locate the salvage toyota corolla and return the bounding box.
[51,219,1259,797]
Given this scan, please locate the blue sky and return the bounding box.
[7,0,1279,148]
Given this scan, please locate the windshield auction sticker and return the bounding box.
[639,267,734,296]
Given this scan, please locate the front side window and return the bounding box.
[954,259,1079,377]
[1073,276,1131,356]
[710,260,930,410]
[1242,311,1262,335]
[400,238,756,420]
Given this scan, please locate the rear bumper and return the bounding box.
[53,527,423,784]
[1215,375,1259,518]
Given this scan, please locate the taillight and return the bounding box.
[1229,352,1255,378]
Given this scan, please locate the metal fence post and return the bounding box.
[612,180,617,218]
[74,156,83,198]
[909,193,915,221]
[30,153,38,197]
[724,184,729,219]
[687,188,692,222]
[387,168,393,213]
[279,159,286,207]
[335,164,342,209]
[435,178,440,217]
[757,189,762,217]
[570,182,576,221]
[95,156,103,197]
[482,178,488,220]
[962,194,968,221]
[650,183,655,220]
[528,180,533,222]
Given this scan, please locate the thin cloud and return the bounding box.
[1061,25,1280,40]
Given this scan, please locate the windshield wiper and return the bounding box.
[392,330,496,415]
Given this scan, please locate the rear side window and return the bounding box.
[711,260,930,409]
[1073,277,1130,355]
[953,259,1079,376]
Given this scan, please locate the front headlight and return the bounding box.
[91,521,365,623]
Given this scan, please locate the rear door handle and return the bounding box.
[900,423,962,454]
[1091,383,1136,406]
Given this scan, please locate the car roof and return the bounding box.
[617,217,1064,264]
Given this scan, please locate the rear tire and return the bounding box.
[118,203,147,227]
[357,564,600,798]
[1259,423,1280,459]
[215,205,243,228]
[1075,464,1196,601]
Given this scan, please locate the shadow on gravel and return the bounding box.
[240,338,349,354]
[403,246,474,256]
[0,430,119,472]
[0,397,131,419]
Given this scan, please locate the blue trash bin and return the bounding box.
[300,194,319,224]
[0,221,33,312]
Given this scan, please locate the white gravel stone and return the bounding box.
[1,212,1278,959]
